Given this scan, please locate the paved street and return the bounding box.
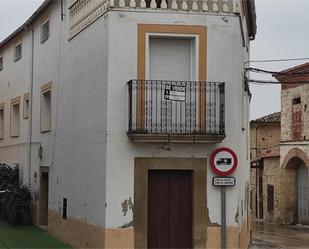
[250,221,309,249]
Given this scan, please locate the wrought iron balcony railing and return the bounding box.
[128,80,225,143]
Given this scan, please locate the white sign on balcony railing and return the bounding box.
[164,83,186,102]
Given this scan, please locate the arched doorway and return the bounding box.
[282,148,309,225]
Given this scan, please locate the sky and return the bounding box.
[0,0,309,120]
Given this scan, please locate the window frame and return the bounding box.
[10,97,21,138]
[146,33,198,81]
[40,82,52,133]
[0,56,3,71]
[267,184,274,213]
[41,19,50,43]
[0,103,4,140]
[14,42,22,62]
[292,97,301,105]
[23,93,30,119]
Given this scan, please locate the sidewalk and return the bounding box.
[250,221,309,249]
[0,222,71,249]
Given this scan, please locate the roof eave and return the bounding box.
[0,0,53,49]
[247,0,257,40]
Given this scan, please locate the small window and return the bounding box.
[0,107,4,139]
[267,184,274,212]
[63,198,67,219]
[41,88,51,132]
[293,97,301,105]
[41,20,50,43]
[0,56,3,71]
[10,102,20,137]
[23,97,30,119]
[14,43,22,61]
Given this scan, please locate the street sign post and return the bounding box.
[210,147,238,249]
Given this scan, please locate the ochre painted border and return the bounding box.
[137,24,207,130]
[41,81,52,92]
[134,158,207,248]
[40,81,52,133]
[11,96,21,105]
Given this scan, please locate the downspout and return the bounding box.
[26,27,34,187]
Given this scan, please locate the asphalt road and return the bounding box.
[250,221,309,249]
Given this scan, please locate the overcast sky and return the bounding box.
[1,0,309,120]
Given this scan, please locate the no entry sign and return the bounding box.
[210,147,238,176]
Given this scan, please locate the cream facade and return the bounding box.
[0,0,256,248]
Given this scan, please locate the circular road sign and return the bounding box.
[210,147,238,176]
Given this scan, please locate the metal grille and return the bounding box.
[128,80,225,135]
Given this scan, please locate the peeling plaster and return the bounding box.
[121,197,134,216]
[207,207,220,227]
[119,220,133,228]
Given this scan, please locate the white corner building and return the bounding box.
[0,0,256,248]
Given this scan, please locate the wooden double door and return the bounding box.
[148,170,193,248]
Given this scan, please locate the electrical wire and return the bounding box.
[247,79,309,85]
[245,65,309,85]
[246,67,309,76]
[245,57,309,64]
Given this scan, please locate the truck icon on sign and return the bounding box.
[216,158,232,166]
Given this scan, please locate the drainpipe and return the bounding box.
[26,27,34,187]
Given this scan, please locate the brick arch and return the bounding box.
[282,148,309,169]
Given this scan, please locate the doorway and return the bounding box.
[298,163,309,224]
[39,171,49,226]
[148,170,192,248]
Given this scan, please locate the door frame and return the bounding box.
[39,166,49,226]
[134,158,207,248]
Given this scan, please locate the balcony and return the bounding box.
[128,80,225,143]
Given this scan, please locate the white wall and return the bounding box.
[49,6,109,227]
[0,4,251,232]
[105,10,250,228]
[0,27,32,184]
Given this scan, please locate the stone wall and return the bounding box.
[281,84,309,142]
[250,123,280,160]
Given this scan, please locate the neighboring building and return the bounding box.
[250,112,281,222]
[0,0,257,248]
[275,63,309,225]
[250,63,309,226]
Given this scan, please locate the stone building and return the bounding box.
[0,0,257,248]
[250,112,281,222]
[275,63,309,225]
[250,62,309,226]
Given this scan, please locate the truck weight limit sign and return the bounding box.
[210,147,238,176]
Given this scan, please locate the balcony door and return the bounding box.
[145,36,198,133]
